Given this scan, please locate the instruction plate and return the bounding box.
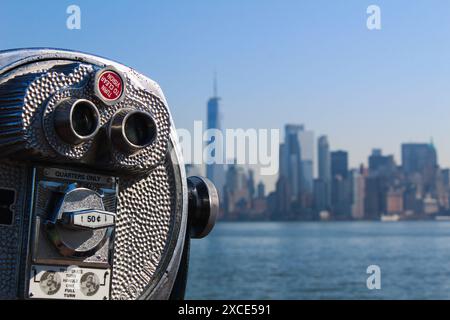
[28,265,111,300]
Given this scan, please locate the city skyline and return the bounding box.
[211,135,448,221]
[193,79,450,222]
[193,75,446,195]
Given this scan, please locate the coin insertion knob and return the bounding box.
[187,176,218,239]
[44,184,115,258]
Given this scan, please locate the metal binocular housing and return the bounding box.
[0,48,218,300]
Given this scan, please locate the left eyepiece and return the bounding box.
[54,99,100,144]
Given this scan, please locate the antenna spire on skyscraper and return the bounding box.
[213,71,218,97]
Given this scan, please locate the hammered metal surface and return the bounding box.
[111,153,179,300]
[0,163,27,299]
[0,63,93,158]
[26,64,92,158]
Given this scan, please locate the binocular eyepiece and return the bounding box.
[54,98,158,155]
[109,109,158,154]
[54,99,100,145]
[0,48,218,300]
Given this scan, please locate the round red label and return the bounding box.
[97,70,123,101]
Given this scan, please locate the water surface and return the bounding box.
[186,221,450,299]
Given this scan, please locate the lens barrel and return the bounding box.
[54,99,100,145]
[109,110,157,154]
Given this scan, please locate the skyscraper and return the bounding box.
[401,143,437,175]
[401,143,438,193]
[331,151,348,179]
[351,165,366,219]
[279,124,314,200]
[313,178,328,212]
[275,176,292,219]
[318,136,331,182]
[301,160,313,193]
[257,181,265,199]
[317,135,331,208]
[298,129,314,193]
[205,76,225,198]
[364,176,385,220]
[331,150,351,218]
[247,169,256,200]
[280,125,303,201]
[223,163,250,220]
[368,149,396,177]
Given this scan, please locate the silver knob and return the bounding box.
[187,176,218,239]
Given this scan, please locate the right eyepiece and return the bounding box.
[109,110,158,154]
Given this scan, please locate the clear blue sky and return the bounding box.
[2,0,450,191]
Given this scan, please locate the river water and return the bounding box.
[186,221,450,299]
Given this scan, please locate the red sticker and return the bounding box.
[97,70,123,101]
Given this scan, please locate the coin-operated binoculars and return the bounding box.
[0,48,218,300]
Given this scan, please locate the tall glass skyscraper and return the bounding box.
[279,124,314,201]
[331,151,349,179]
[401,143,437,174]
[401,143,438,193]
[206,77,225,198]
[280,125,303,201]
[298,129,314,193]
[318,136,331,183]
[317,135,331,208]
